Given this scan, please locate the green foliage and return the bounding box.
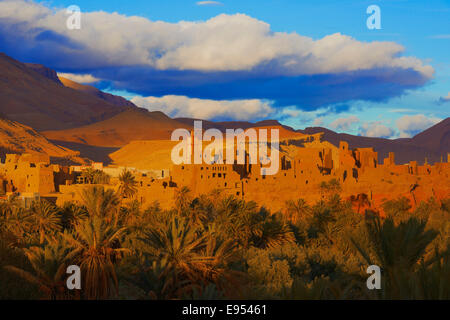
[382,196,412,223]
[4,236,78,299]
[64,215,130,299]
[118,169,138,199]
[246,247,293,294]
[80,168,110,185]
[350,214,441,299]
[30,200,62,244]
[319,178,342,198]
[80,186,120,221]
[0,240,40,299]
[0,187,448,300]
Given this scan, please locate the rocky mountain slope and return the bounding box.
[0,53,132,131]
[58,76,137,108]
[0,116,79,161]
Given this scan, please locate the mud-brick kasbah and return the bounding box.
[1,131,449,215]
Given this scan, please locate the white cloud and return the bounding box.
[313,117,325,126]
[359,121,395,138]
[280,109,301,118]
[196,1,223,6]
[277,107,330,125]
[131,95,274,120]
[329,116,359,131]
[58,72,100,84]
[396,114,442,138]
[0,0,434,78]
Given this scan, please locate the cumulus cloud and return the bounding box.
[131,95,274,120]
[0,0,433,76]
[275,108,329,127]
[58,72,100,84]
[196,1,223,6]
[396,114,442,138]
[329,116,359,131]
[0,0,435,109]
[359,121,395,138]
[280,109,301,118]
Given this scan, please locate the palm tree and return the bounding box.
[80,168,95,184]
[0,202,32,246]
[253,210,295,249]
[285,198,311,224]
[175,186,191,215]
[64,215,129,299]
[119,200,142,227]
[124,258,183,299]
[413,248,450,299]
[215,197,259,249]
[139,217,209,283]
[92,170,110,184]
[30,200,62,244]
[4,237,77,300]
[138,216,241,297]
[351,216,438,299]
[200,233,240,286]
[118,170,138,199]
[80,186,120,223]
[59,202,88,230]
[350,193,371,214]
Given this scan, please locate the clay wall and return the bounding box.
[1,154,54,194]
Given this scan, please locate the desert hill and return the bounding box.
[109,129,315,170]
[109,140,180,170]
[0,52,132,131]
[175,117,302,140]
[43,111,305,148]
[175,118,295,131]
[42,109,193,147]
[0,116,79,161]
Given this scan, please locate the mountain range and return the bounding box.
[0,52,448,165]
[0,53,130,131]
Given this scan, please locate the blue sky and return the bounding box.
[0,0,448,138]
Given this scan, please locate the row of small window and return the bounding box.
[201,166,227,171]
[181,166,228,171]
[9,163,37,170]
[200,173,227,179]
